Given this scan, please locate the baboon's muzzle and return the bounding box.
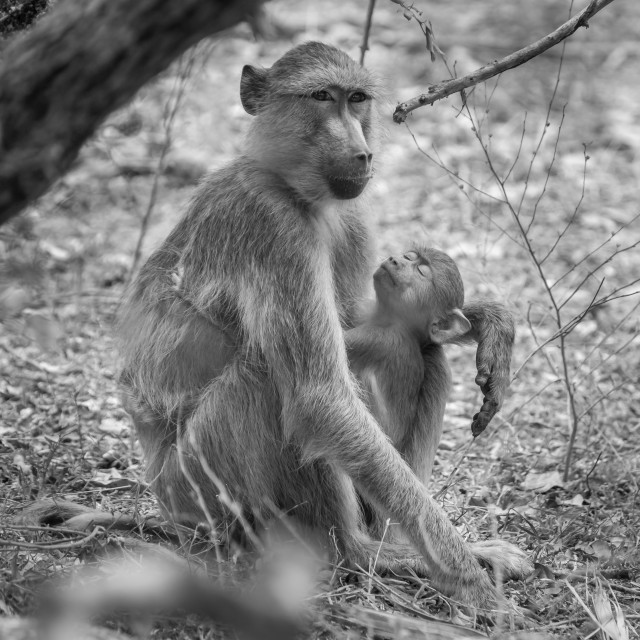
[327,174,371,199]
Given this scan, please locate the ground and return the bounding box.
[1,0,639,638]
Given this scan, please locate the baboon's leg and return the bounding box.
[130,363,373,559]
[131,363,281,531]
[278,455,430,575]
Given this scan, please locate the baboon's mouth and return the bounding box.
[327,174,371,200]
[376,262,396,285]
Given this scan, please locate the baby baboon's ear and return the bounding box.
[240,65,269,115]
[430,308,471,345]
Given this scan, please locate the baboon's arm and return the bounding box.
[458,300,515,436]
[237,247,496,606]
[344,324,391,369]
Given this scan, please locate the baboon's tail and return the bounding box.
[18,498,166,536]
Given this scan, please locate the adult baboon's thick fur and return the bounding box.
[119,42,528,608]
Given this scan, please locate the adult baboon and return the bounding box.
[119,42,527,608]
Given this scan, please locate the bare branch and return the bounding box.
[520,32,568,223]
[359,0,377,66]
[129,50,198,278]
[393,0,617,123]
[404,123,522,245]
[539,144,588,264]
[559,237,640,310]
[551,212,640,289]
[389,0,442,62]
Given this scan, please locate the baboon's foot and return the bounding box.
[470,539,533,581]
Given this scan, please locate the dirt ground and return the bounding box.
[1,0,639,638]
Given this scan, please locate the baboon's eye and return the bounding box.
[417,264,431,277]
[404,252,418,260]
[349,91,368,103]
[311,90,333,101]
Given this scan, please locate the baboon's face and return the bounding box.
[374,252,434,327]
[304,86,374,200]
[373,248,466,338]
[240,43,381,203]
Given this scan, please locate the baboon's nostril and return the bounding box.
[355,151,373,166]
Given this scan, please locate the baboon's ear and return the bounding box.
[430,308,471,345]
[240,65,269,115]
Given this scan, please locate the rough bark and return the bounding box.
[0,0,262,225]
[0,0,50,35]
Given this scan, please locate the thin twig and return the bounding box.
[393,0,617,122]
[129,51,196,278]
[404,124,522,245]
[539,144,588,264]
[526,106,567,233]
[359,0,376,66]
[551,212,640,289]
[433,438,476,500]
[0,526,104,550]
[389,0,442,62]
[521,29,568,225]
[460,92,584,482]
[574,299,640,383]
[512,279,604,379]
[559,237,640,310]
[503,113,527,185]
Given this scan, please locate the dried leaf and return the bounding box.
[523,469,564,492]
[23,312,64,352]
[98,418,129,435]
[0,285,31,320]
[589,540,613,562]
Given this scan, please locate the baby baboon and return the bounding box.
[119,42,528,608]
[347,246,471,492]
[346,246,512,549]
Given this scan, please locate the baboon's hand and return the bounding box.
[469,540,533,580]
[470,304,514,437]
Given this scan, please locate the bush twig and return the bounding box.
[359,0,376,66]
[393,0,617,122]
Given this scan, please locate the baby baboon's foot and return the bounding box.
[470,539,533,581]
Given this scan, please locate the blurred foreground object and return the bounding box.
[0,547,304,640]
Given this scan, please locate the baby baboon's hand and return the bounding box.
[470,303,514,436]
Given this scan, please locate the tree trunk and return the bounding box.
[0,0,262,225]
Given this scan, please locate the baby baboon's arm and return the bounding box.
[459,301,515,436]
